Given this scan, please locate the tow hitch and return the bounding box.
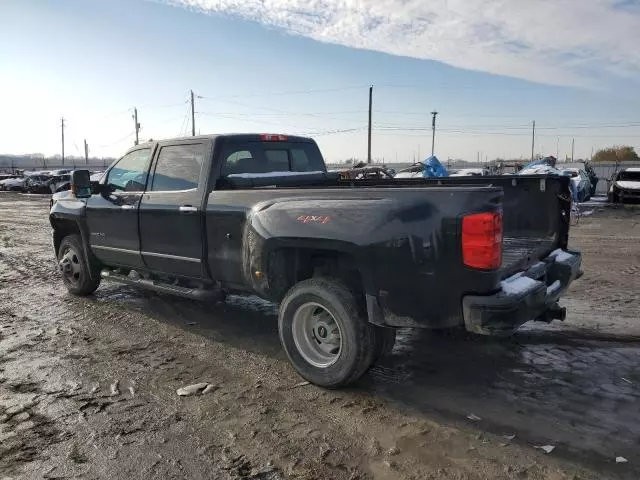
[535,303,567,323]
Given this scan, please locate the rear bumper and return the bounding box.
[462,249,582,336]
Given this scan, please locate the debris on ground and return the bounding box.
[290,381,310,389]
[504,435,516,441]
[616,456,628,464]
[109,380,120,397]
[535,445,556,454]
[466,414,482,421]
[176,382,211,396]
[201,384,217,395]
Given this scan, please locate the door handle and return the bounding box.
[121,205,135,210]
[179,205,198,213]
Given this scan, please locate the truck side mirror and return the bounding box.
[71,170,92,198]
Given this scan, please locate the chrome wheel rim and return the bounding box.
[59,246,83,286]
[291,302,343,368]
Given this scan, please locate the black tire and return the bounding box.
[58,234,101,296]
[278,278,376,388]
[372,326,396,363]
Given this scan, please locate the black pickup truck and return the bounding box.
[50,134,582,387]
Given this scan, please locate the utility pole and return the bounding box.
[84,139,89,164]
[431,111,438,157]
[133,108,140,145]
[531,120,536,162]
[367,86,373,164]
[571,138,575,162]
[61,117,65,166]
[190,90,196,137]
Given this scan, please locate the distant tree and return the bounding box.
[592,146,639,163]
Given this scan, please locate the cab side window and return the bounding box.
[150,144,205,191]
[106,149,152,191]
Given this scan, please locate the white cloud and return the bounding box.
[165,0,640,87]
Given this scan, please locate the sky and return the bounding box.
[1,0,640,163]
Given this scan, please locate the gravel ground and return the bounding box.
[0,193,638,480]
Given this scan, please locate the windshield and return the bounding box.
[618,170,640,181]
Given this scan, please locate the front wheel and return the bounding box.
[278,278,376,388]
[58,234,101,296]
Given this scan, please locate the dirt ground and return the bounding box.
[0,193,638,480]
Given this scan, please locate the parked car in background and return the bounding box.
[561,168,592,202]
[90,171,105,182]
[393,163,425,178]
[609,167,640,203]
[24,174,53,194]
[450,168,489,177]
[48,174,72,193]
[0,177,25,191]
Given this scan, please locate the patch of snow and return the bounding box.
[227,171,324,179]
[549,249,574,262]
[616,456,628,464]
[546,280,561,295]
[500,275,539,295]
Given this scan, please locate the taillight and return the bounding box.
[259,134,288,141]
[462,211,503,270]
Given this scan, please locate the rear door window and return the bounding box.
[150,144,206,191]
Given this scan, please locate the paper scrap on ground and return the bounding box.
[535,445,555,454]
[177,382,210,396]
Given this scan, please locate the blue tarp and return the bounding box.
[422,155,449,178]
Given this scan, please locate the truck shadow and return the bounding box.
[97,287,640,477]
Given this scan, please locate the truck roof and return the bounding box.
[137,133,315,146]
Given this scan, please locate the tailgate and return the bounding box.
[492,175,571,276]
[415,175,572,277]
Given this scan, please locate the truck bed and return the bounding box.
[502,235,556,272]
[218,172,571,280]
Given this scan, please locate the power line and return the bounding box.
[197,85,368,100]
[96,131,135,149]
